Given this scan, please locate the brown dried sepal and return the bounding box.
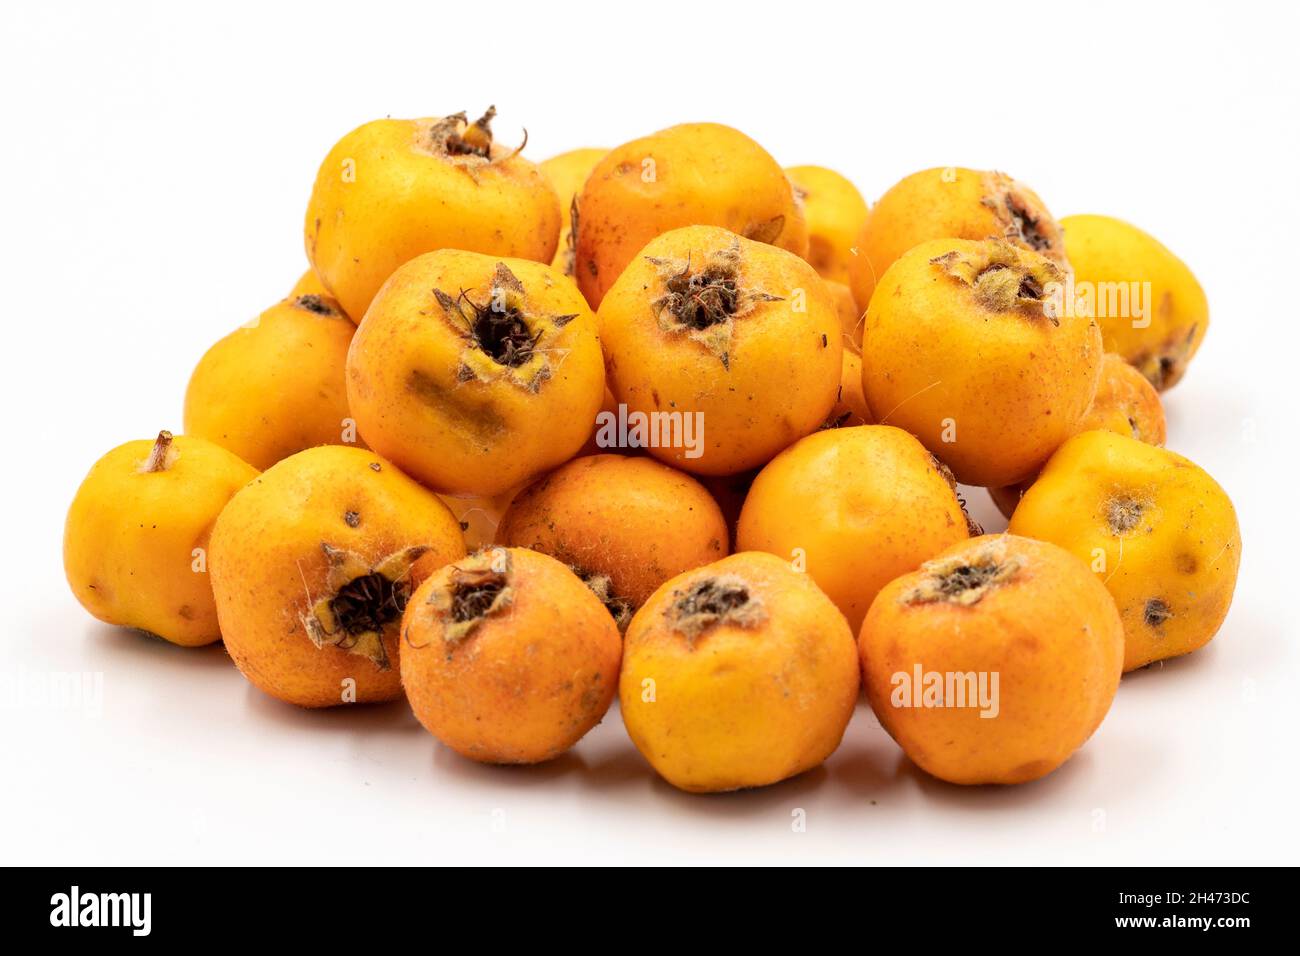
[666,574,767,643]
[646,239,782,368]
[302,544,430,669]
[931,239,1064,320]
[901,539,1021,607]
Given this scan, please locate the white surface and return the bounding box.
[2,0,1297,865]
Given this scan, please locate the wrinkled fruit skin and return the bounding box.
[209,446,465,707]
[989,353,1166,518]
[785,165,870,284]
[1008,430,1240,672]
[347,249,605,497]
[848,166,1066,312]
[598,225,841,476]
[304,116,560,321]
[184,294,358,470]
[400,547,622,764]
[1061,214,1208,391]
[575,123,808,308]
[539,147,607,276]
[737,425,970,632]
[497,453,729,615]
[860,534,1124,785]
[619,551,860,793]
[64,434,257,646]
[861,237,1102,487]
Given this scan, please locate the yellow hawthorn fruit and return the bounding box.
[574,123,808,307]
[290,268,337,306]
[829,351,873,426]
[785,165,870,284]
[347,250,604,496]
[861,237,1102,487]
[209,446,465,707]
[401,547,622,763]
[860,534,1124,785]
[539,147,607,276]
[826,278,864,352]
[304,108,560,320]
[848,166,1066,311]
[620,551,859,792]
[598,225,840,475]
[1008,431,1241,671]
[1061,214,1208,390]
[64,431,257,647]
[989,353,1167,518]
[737,425,971,632]
[436,487,520,551]
[183,294,358,471]
[497,454,729,626]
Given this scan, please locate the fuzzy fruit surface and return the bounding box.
[598,225,841,476]
[1008,430,1240,671]
[209,446,465,707]
[400,547,622,764]
[304,113,560,321]
[1061,214,1208,391]
[861,237,1102,487]
[619,551,859,793]
[498,453,729,616]
[184,294,357,470]
[848,166,1066,312]
[347,249,605,497]
[989,353,1166,518]
[539,147,607,277]
[575,123,807,308]
[738,425,971,632]
[64,432,258,647]
[859,534,1124,785]
[785,165,870,284]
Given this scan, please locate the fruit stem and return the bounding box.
[143,430,174,473]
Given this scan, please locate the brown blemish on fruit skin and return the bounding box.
[1144,598,1173,628]
[1176,553,1198,574]
[405,368,507,439]
[344,510,360,528]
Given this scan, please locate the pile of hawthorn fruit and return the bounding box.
[64,109,1239,792]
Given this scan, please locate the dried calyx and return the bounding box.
[303,544,429,668]
[667,574,767,642]
[931,239,1063,319]
[421,551,515,646]
[293,294,341,317]
[426,106,526,169]
[1133,324,1199,390]
[574,568,633,631]
[902,540,1020,607]
[647,240,782,368]
[1106,493,1148,534]
[981,172,1064,258]
[433,263,576,392]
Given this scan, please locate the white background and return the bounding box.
[2,0,1297,865]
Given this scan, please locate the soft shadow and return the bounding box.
[242,685,423,736]
[81,620,234,673]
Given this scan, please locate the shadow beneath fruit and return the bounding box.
[81,620,233,673]
[241,686,424,737]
